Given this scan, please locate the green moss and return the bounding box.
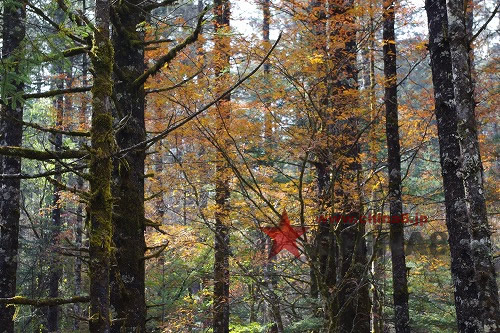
[88,29,115,261]
[90,32,114,97]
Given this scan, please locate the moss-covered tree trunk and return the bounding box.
[213,1,231,332]
[382,0,410,332]
[109,1,147,331]
[0,2,26,332]
[89,0,114,331]
[447,1,500,330]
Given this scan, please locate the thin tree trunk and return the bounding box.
[371,227,385,333]
[367,3,383,330]
[0,2,26,332]
[447,1,500,330]
[424,1,482,331]
[73,13,88,327]
[109,1,147,331]
[47,68,64,333]
[74,178,83,330]
[261,1,283,331]
[264,237,284,333]
[213,1,231,332]
[382,0,410,331]
[262,0,273,145]
[88,0,114,331]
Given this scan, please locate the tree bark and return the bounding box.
[382,0,410,332]
[213,1,231,332]
[447,1,500,330]
[424,1,482,331]
[88,0,114,331]
[0,2,26,332]
[109,1,147,331]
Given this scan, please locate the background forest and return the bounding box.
[0,0,498,332]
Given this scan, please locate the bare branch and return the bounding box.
[23,86,92,100]
[471,3,500,43]
[0,296,89,306]
[0,164,87,180]
[131,8,207,88]
[0,146,87,161]
[143,38,174,46]
[143,242,169,260]
[20,119,90,137]
[145,69,203,94]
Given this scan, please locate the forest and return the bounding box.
[0,0,498,332]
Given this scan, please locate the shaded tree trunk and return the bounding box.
[447,1,500,330]
[424,1,482,331]
[88,0,114,331]
[0,2,26,332]
[382,0,410,331]
[74,12,88,326]
[47,71,64,333]
[213,0,231,332]
[109,1,147,331]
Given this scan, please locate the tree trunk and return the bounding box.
[262,0,273,144]
[260,1,283,331]
[47,70,64,333]
[88,0,114,331]
[382,0,410,331]
[0,2,26,332]
[109,1,147,331]
[447,1,500,330]
[366,3,384,330]
[213,1,231,332]
[424,1,482,331]
[74,13,88,326]
[308,0,370,331]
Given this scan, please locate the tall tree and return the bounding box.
[74,4,88,323]
[425,0,482,331]
[47,71,64,333]
[109,1,205,330]
[0,2,26,332]
[109,1,147,331]
[365,2,384,331]
[88,0,114,330]
[47,10,67,327]
[308,0,371,331]
[261,1,284,331]
[213,0,231,331]
[382,0,410,331]
[447,0,500,330]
